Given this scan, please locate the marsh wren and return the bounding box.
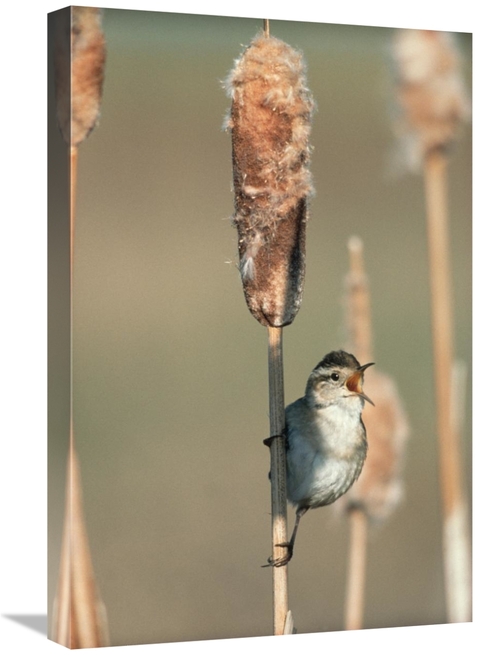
[267,350,374,567]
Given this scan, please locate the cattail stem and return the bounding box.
[263,19,270,37]
[70,145,78,281]
[448,358,471,624]
[52,121,110,651]
[267,326,289,635]
[52,429,110,647]
[344,239,370,632]
[423,149,471,622]
[346,236,373,364]
[424,149,457,517]
[344,507,368,630]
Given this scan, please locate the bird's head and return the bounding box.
[305,350,375,409]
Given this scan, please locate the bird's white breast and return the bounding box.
[285,397,366,509]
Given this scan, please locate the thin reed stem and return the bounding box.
[424,150,457,514]
[423,148,471,622]
[448,360,471,622]
[70,145,78,282]
[52,129,110,650]
[263,19,270,37]
[343,239,370,631]
[70,142,77,498]
[52,427,110,647]
[344,239,370,630]
[267,326,289,635]
[70,145,77,491]
[346,236,373,364]
[344,507,368,631]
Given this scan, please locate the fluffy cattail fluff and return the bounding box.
[339,237,409,522]
[392,29,470,171]
[224,33,315,327]
[55,7,106,147]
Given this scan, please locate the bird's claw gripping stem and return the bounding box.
[262,542,293,568]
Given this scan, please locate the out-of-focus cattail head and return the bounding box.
[344,370,409,522]
[392,29,470,171]
[55,7,106,147]
[339,237,410,522]
[224,33,315,327]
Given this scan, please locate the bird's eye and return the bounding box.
[330,372,340,382]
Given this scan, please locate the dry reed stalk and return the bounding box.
[51,431,110,648]
[344,506,367,631]
[52,7,108,646]
[224,23,314,635]
[267,325,289,635]
[392,29,471,623]
[447,360,471,622]
[340,237,409,630]
[343,236,372,366]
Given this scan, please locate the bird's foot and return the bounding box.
[262,542,293,568]
[263,434,284,448]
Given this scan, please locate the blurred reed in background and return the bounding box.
[339,236,409,631]
[392,28,471,623]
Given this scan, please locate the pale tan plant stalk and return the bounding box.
[267,325,289,635]
[52,7,108,646]
[341,237,409,630]
[447,359,471,622]
[51,430,110,648]
[344,506,368,631]
[224,21,314,635]
[392,29,471,623]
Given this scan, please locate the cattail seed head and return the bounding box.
[224,33,315,327]
[392,29,470,170]
[55,7,106,147]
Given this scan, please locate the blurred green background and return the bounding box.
[48,9,471,647]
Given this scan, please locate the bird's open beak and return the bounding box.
[346,362,375,406]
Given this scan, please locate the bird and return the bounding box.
[267,350,374,567]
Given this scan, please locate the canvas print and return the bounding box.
[47,6,472,648]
